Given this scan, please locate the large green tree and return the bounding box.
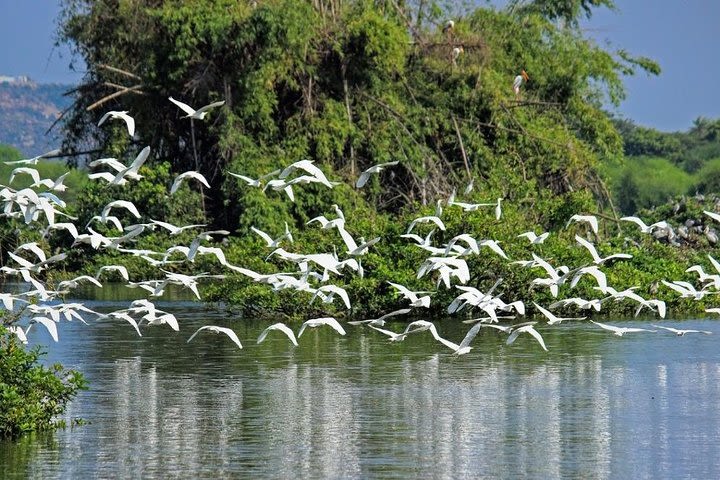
[57,0,658,231]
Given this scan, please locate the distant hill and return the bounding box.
[0,78,73,157]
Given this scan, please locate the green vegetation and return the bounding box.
[606,117,720,213]
[0,329,86,439]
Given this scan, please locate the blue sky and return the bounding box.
[1,0,718,132]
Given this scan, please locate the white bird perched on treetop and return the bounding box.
[170,171,210,194]
[169,96,226,120]
[98,110,135,137]
[442,19,454,34]
[297,317,347,338]
[452,46,464,66]
[257,322,298,346]
[187,325,243,349]
[356,161,399,188]
[513,69,529,98]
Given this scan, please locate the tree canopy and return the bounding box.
[57,0,659,232]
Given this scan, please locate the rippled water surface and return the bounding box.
[2,290,720,479]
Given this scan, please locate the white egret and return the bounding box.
[356,161,399,188]
[590,320,656,337]
[567,214,599,235]
[621,216,670,234]
[347,308,412,326]
[26,316,59,342]
[257,323,298,346]
[406,215,446,234]
[367,324,409,342]
[170,171,210,194]
[517,231,549,244]
[169,97,226,120]
[533,302,586,325]
[187,325,243,349]
[98,110,135,137]
[297,317,346,337]
[575,235,632,265]
[506,323,547,351]
[651,324,712,336]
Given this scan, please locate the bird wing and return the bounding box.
[575,235,600,263]
[356,171,372,188]
[169,96,197,116]
[458,322,484,350]
[30,316,59,342]
[195,100,226,116]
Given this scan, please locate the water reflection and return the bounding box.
[2,302,720,478]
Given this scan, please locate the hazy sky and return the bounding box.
[1,0,718,132]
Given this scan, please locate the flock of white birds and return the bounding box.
[1,97,718,356]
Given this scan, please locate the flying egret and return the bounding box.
[567,214,599,235]
[257,322,299,346]
[367,324,409,342]
[356,161,399,188]
[347,308,412,326]
[297,317,347,338]
[590,320,656,337]
[169,97,226,120]
[533,302,586,325]
[98,110,135,137]
[251,222,294,248]
[517,231,550,244]
[506,323,547,351]
[620,216,670,234]
[170,171,210,194]
[187,325,243,349]
[575,235,632,265]
[651,324,712,336]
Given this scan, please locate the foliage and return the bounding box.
[0,330,87,439]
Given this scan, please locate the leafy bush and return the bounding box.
[0,329,87,439]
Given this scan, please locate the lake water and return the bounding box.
[2,290,720,479]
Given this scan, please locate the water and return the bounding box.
[2,291,720,479]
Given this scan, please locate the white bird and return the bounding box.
[297,317,346,338]
[26,316,59,342]
[620,216,670,234]
[406,215,446,234]
[442,19,454,34]
[534,302,586,325]
[704,210,720,223]
[169,96,226,120]
[4,148,60,165]
[517,231,549,244]
[251,222,293,248]
[257,322,298,346]
[506,323,547,351]
[387,281,432,308]
[575,235,632,265]
[651,324,712,336]
[512,70,529,97]
[98,110,135,137]
[187,325,243,349]
[149,219,206,235]
[170,171,210,194]
[661,280,714,300]
[590,320,656,337]
[310,284,352,310]
[101,199,142,222]
[367,324,409,342]
[356,161,399,188]
[347,308,412,326]
[228,169,281,187]
[7,325,28,344]
[95,265,130,282]
[567,214,599,235]
[549,297,601,312]
[58,275,103,291]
